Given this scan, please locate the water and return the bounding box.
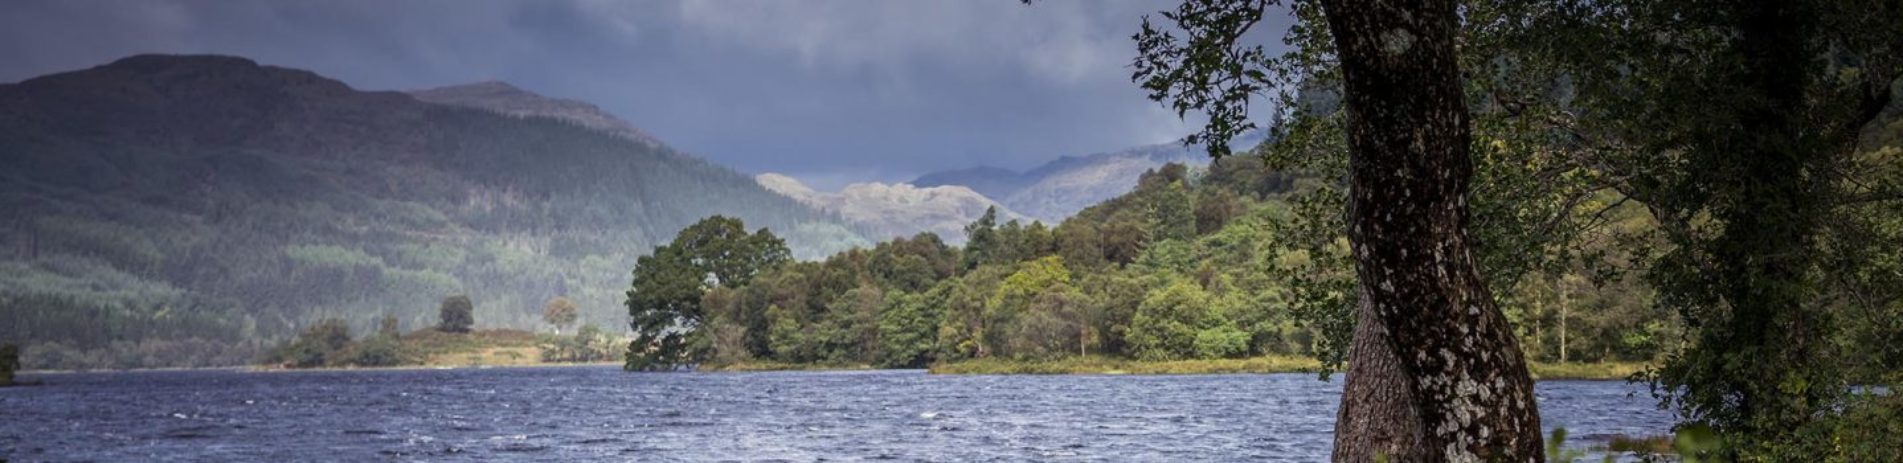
[0,367,1671,462]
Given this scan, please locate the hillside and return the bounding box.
[912,130,1269,221]
[408,81,665,149]
[755,173,1030,244]
[0,54,868,369]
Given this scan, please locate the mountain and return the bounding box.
[909,166,1034,201]
[912,130,1269,221]
[755,174,1028,244]
[408,81,664,149]
[0,54,868,368]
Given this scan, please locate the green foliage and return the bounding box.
[1130,0,1903,457]
[437,295,474,333]
[962,206,1002,270]
[1148,180,1197,242]
[1,343,17,386]
[624,216,791,371]
[271,318,353,368]
[542,297,578,333]
[0,57,873,370]
[875,287,944,368]
[334,335,403,367]
[1129,279,1216,361]
[541,324,617,363]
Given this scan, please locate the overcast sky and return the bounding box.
[1,0,1293,190]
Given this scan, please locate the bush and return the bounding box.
[1,343,18,386]
[438,295,474,333]
[272,318,351,368]
[1192,325,1250,359]
[540,324,615,363]
[335,336,403,367]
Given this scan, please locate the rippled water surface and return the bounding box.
[0,367,1670,461]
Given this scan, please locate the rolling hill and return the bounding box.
[913,130,1269,221]
[0,54,868,369]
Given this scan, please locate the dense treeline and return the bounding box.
[0,55,869,370]
[632,158,1675,370]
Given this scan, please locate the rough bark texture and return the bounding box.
[1332,290,1427,462]
[1318,0,1545,461]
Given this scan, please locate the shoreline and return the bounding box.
[16,359,1650,381]
[16,361,622,375]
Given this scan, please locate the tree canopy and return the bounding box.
[624,216,791,371]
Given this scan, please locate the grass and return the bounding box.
[397,329,544,367]
[698,360,875,372]
[1527,361,1651,380]
[1605,434,1675,454]
[929,356,1647,379]
[928,355,1322,375]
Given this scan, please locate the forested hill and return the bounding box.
[0,54,868,369]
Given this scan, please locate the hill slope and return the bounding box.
[912,130,1269,221]
[408,81,665,149]
[755,173,1029,244]
[0,54,867,369]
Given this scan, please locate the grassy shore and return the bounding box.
[927,355,1322,375]
[697,360,875,372]
[928,355,1649,380]
[396,329,544,367]
[1527,361,1650,380]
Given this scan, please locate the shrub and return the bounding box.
[1,343,18,386]
[1192,325,1250,359]
[438,295,474,333]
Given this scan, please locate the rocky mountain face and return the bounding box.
[912,130,1269,221]
[0,54,867,368]
[756,174,1027,244]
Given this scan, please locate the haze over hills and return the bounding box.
[0,54,868,368]
[755,173,1029,244]
[408,81,666,149]
[914,130,1270,221]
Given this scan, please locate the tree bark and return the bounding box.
[1332,289,1428,462]
[1319,0,1544,461]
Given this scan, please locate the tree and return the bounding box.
[277,318,353,368]
[0,344,17,386]
[625,216,791,371]
[377,315,401,339]
[437,295,474,333]
[876,286,946,368]
[1128,278,1216,360]
[1134,0,1543,459]
[1501,0,1903,454]
[543,296,579,334]
[1054,221,1105,269]
[962,206,1001,269]
[1149,179,1197,242]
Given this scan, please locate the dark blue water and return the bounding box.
[0,367,1670,461]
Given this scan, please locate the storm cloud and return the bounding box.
[0,0,1294,189]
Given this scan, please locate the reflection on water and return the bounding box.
[0,367,1670,461]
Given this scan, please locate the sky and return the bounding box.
[0,0,1294,190]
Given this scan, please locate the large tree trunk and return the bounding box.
[1318,0,1545,461]
[1332,290,1427,462]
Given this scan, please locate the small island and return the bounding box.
[263,295,621,370]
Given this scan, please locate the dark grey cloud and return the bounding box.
[0,0,1294,190]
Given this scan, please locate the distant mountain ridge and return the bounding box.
[755,174,1028,244]
[408,81,665,149]
[912,130,1269,221]
[0,54,867,368]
